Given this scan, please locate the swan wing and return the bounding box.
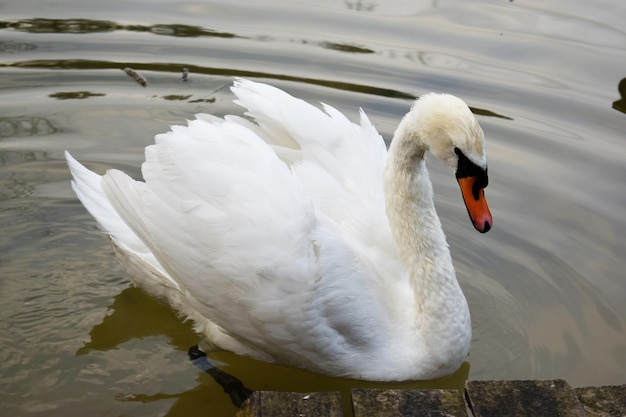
[69,80,407,368]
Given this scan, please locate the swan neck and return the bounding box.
[384,133,444,268]
[382,119,471,373]
[384,130,458,303]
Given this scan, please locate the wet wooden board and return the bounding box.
[232,381,626,417]
[465,379,588,417]
[235,390,342,417]
[575,385,626,417]
[352,388,467,417]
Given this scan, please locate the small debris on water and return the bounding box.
[182,67,189,82]
[123,67,147,87]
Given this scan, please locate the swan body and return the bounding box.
[66,79,492,381]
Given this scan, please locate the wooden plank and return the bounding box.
[575,385,626,417]
[235,391,343,417]
[351,388,467,417]
[465,379,588,417]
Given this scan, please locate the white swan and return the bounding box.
[66,79,492,381]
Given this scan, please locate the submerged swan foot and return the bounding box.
[188,345,253,407]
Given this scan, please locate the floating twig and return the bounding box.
[123,67,147,87]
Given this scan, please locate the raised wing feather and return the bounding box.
[231,79,403,289]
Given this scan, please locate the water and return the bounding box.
[1,0,625,415]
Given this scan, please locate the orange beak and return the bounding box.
[457,176,492,233]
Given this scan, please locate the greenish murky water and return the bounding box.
[1,1,625,416]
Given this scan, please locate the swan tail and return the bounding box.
[67,152,263,353]
[66,151,141,250]
[65,151,179,292]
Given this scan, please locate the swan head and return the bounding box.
[395,93,493,233]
